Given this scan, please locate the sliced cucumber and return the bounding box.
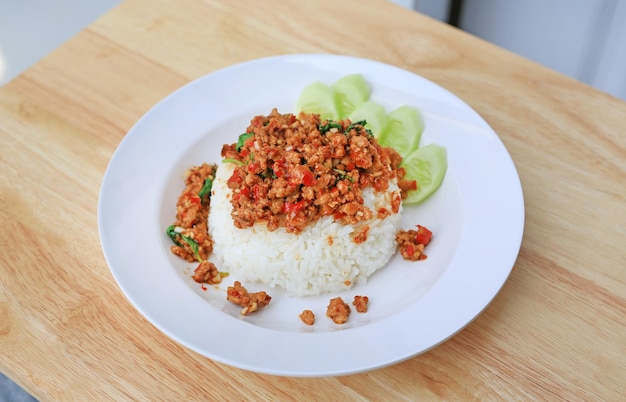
[332,74,371,119]
[401,144,447,204]
[296,81,338,121]
[348,100,388,137]
[296,74,447,205]
[377,105,424,158]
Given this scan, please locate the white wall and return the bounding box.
[2,0,625,101]
[414,0,451,23]
[392,0,626,101]
[579,0,626,100]
[459,0,626,101]
[391,0,452,22]
[0,0,122,86]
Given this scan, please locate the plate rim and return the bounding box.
[97,53,525,376]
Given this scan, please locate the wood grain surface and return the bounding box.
[1,0,625,400]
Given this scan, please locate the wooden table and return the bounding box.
[1,0,625,400]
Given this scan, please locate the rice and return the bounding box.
[208,163,402,296]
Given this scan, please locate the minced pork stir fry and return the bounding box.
[166,109,434,323]
[221,108,418,235]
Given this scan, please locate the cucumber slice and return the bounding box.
[377,105,424,158]
[348,100,388,137]
[332,74,371,119]
[401,144,447,204]
[296,81,338,121]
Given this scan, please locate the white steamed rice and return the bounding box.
[208,162,402,296]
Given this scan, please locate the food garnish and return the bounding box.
[197,177,213,202]
[164,74,443,322]
[296,74,447,204]
[400,144,447,204]
[236,132,253,151]
[166,225,203,262]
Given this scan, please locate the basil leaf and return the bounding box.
[166,225,202,262]
[166,225,183,247]
[181,234,202,262]
[345,120,373,137]
[318,121,343,134]
[198,176,213,200]
[237,132,254,151]
[333,168,355,182]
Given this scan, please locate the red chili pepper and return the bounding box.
[227,170,242,186]
[264,147,277,159]
[233,187,250,203]
[189,195,201,205]
[247,162,260,174]
[252,185,262,202]
[333,211,345,220]
[291,165,317,186]
[251,116,265,128]
[301,169,316,186]
[415,225,432,246]
[272,159,286,178]
[284,200,306,213]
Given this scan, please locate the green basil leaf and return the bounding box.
[345,120,373,137]
[318,120,343,134]
[181,234,202,262]
[166,225,183,247]
[198,177,213,200]
[166,225,202,261]
[236,132,254,151]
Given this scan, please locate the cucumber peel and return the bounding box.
[348,100,388,138]
[296,81,338,121]
[377,105,424,158]
[332,74,371,119]
[401,144,447,204]
[295,74,447,204]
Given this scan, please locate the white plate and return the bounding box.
[98,54,524,376]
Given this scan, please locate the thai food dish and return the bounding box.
[166,74,446,323]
